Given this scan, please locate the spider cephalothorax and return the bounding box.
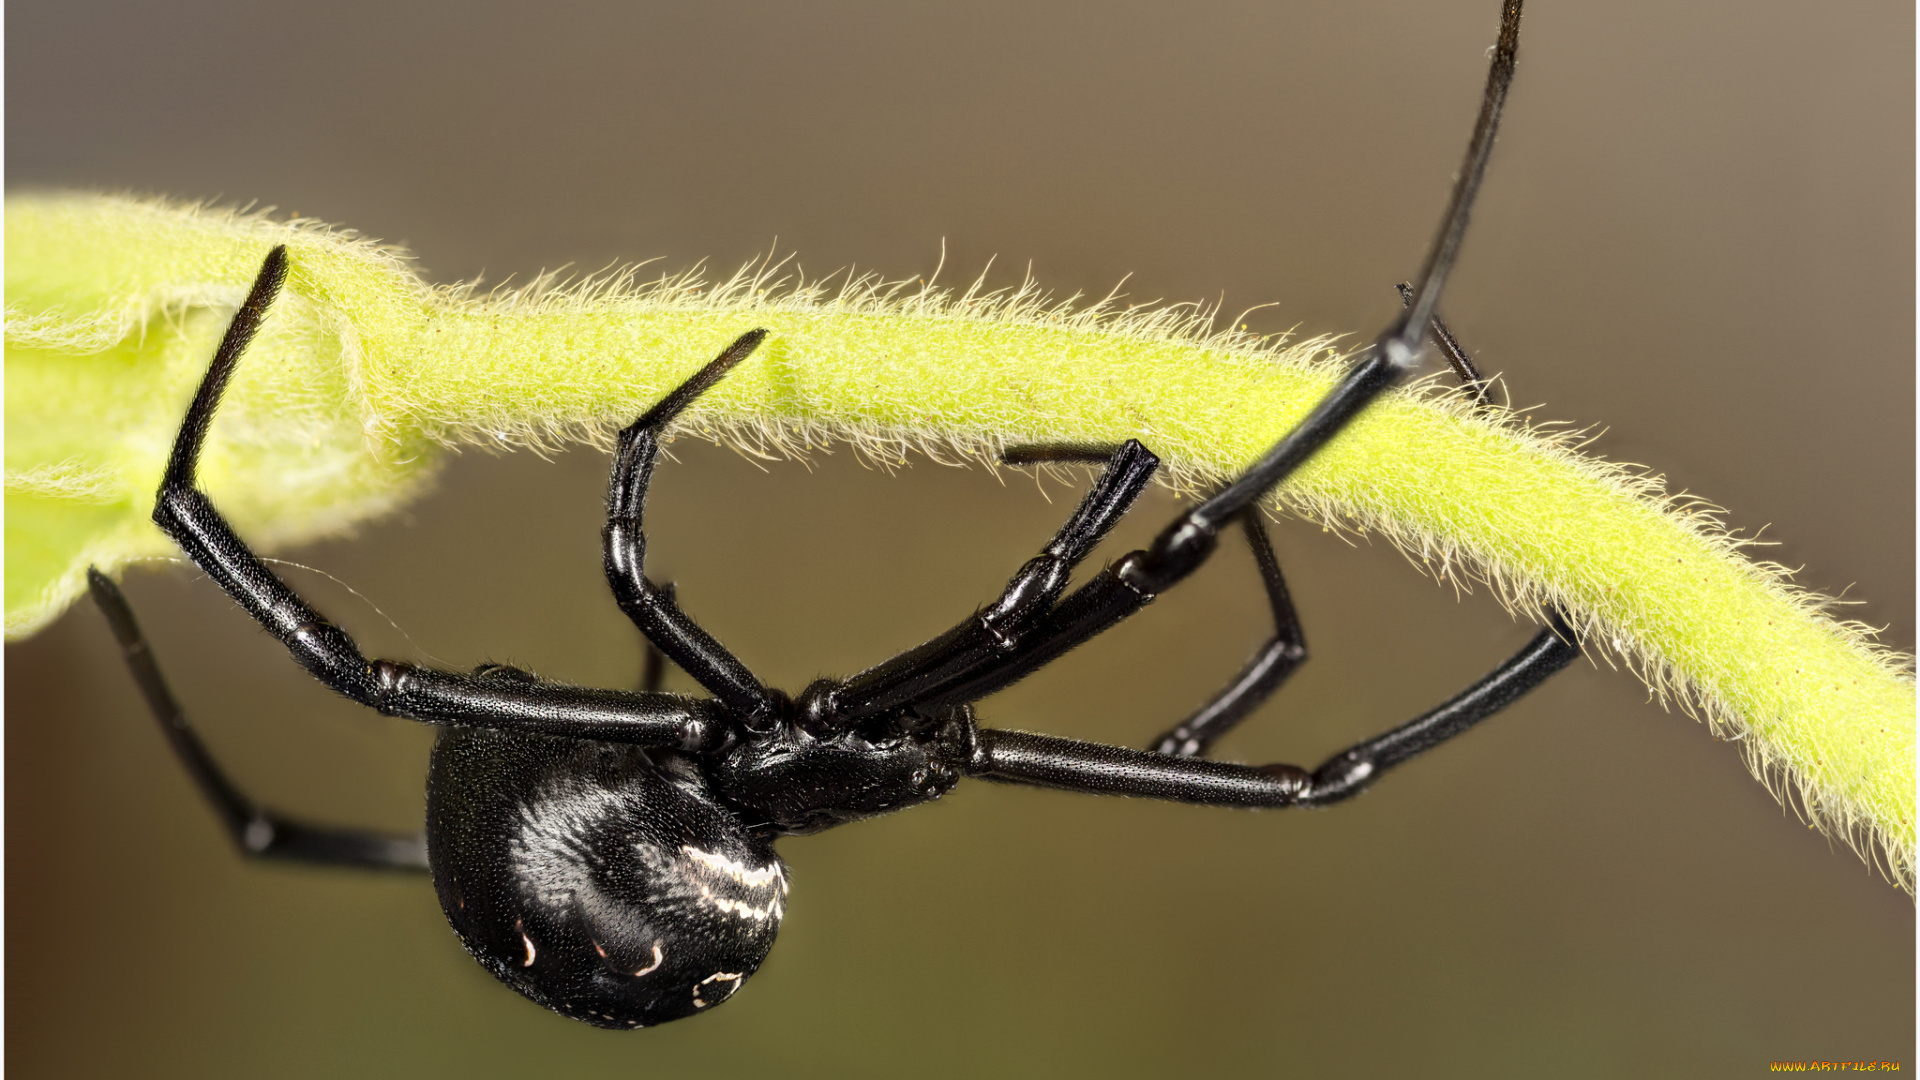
[90,0,1577,1031]
[701,698,976,836]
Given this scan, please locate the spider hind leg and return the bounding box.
[87,568,429,870]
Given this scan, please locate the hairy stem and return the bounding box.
[6,192,1912,888]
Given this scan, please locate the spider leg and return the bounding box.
[987,445,1313,758]
[1394,277,1586,708]
[150,247,726,752]
[1396,281,1491,405]
[904,348,1401,714]
[1148,515,1307,756]
[966,608,1577,807]
[603,330,781,727]
[1144,281,1553,759]
[1147,271,1570,759]
[633,582,682,693]
[911,0,1526,713]
[87,569,428,870]
[817,440,1159,726]
[641,636,669,693]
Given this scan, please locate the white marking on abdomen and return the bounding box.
[696,884,783,922]
[681,845,784,888]
[632,941,665,977]
[691,971,744,1008]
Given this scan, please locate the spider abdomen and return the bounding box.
[426,728,787,1029]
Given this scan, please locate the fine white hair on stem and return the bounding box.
[7,191,1914,890]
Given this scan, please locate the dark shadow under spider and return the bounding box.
[89,0,1576,1030]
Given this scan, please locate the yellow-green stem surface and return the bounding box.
[6,193,1912,887]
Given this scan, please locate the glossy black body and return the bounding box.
[428,727,787,1027]
[89,0,1582,1031]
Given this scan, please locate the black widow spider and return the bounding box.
[89,0,1578,1031]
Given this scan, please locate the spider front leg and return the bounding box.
[905,347,1408,715]
[965,0,1576,803]
[87,569,429,869]
[993,444,1310,759]
[150,246,725,751]
[912,0,1542,722]
[603,330,781,727]
[819,439,1160,726]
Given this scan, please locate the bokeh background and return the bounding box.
[7,1,1913,1076]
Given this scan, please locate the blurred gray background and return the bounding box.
[7,1,1912,1076]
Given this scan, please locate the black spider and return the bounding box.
[90,0,1576,1031]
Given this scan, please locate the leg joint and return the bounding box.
[287,621,375,700]
[1299,753,1374,807]
[1123,518,1218,592]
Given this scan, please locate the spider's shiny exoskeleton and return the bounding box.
[90,0,1578,1030]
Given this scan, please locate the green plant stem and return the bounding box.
[6,192,1912,887]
